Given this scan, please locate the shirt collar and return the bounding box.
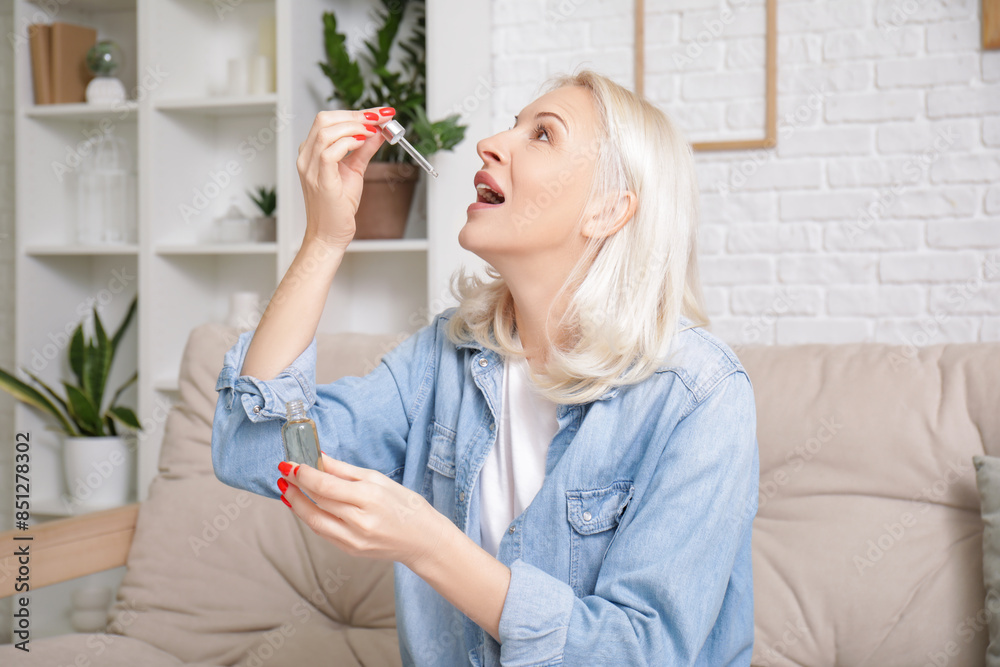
[453,314,696,402]
[454,340,624,401]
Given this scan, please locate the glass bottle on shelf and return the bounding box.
[76,128,136,245]
[213,196,255,243]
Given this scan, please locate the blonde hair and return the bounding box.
[444,67,709,405]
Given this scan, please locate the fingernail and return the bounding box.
[352,134,367,141]
[278,461,293,476]
[364,111,379,121]
[379,107,395,116]
[280,495,292,508]
[364,124,378,133]
[277,478,289,493]
[292,464,301,477]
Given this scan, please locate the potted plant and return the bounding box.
[319,0,467,239]
[0,295,140,511]
[247,184,276,242]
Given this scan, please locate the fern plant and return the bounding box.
[0,295,140,437]
[319,0,467,165]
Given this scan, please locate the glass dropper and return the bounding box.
[379,119,439,178]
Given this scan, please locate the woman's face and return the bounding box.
[459,85,602,273]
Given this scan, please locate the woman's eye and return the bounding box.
[533,123,550,142]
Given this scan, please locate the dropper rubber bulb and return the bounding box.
[380,119,439,178]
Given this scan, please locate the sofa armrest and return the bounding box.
[0,502,141,598]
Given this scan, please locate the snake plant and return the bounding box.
[0,295,140,437]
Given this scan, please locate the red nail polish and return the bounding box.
[364,124,378,133]
[277,478,289,493]
[379,107,395,116]
[352,134,366,141]
[364,111,379,121]
[280,495,291,508]
[292,464,301,477]
[278,461,293,476]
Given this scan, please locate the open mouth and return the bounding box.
[476,184,505,205]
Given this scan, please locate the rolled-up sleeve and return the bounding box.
[212,318,439,500]
[497,369,759,666]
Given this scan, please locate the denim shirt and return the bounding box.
[212,306,759,666]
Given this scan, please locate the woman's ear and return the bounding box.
[582,189,637,240]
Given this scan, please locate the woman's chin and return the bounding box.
[458,225,500,261]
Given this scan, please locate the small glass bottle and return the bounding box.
[281,400,325,472]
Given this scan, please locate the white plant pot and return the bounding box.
[61,435,134,511]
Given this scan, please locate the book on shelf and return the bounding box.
[28,22,97,105]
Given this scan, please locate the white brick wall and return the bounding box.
[491,0,1000,344]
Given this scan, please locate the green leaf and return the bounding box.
[107,405,141,431]
[23,369,71,422]
[63,382,103,436]
[319,11,364,107]
[247,185,276,216]
[69,324,85,387]
[0,367,78,436]
[365,0,405,71]
[108,370,137,410]
[91,307,110,415]
[110,295,137,356]
[81,338,94,407]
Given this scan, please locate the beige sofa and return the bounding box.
[1,322,997,666]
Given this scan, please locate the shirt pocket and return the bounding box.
[423,420,458,523]
[566,480,634,597]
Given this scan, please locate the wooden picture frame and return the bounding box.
[985,0,1000,49]
[634,0,777,151]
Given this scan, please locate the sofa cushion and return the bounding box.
[0,632,222,667]
[973,454,1000,667]
[731,341,999,667]
[107,323,405,666]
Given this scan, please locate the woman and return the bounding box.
[212,68,759,666]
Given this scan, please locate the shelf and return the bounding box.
[342,239,429,253]
[153,377,179,393]
[155,242,277,255]
[26,244,139,256]
[31,496,136,518]
[24,101,139,120]
[154,95,277,116]
[28,0,135,11]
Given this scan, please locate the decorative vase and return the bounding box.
[213,197,255,243]
[61,435,134,511]
[226,291,262,331]
[86,77,126,104]
[85,40,127,105]
[253,215,276,242]
[355,162,420,239]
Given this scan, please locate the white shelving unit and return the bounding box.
[11,0,492,639]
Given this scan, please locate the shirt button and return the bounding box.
[253,405,261,414]
[478,358,488,367]
[509,526,515,534]
[490,423,495,431]
[459,491,465,502]
[583,511,592,521]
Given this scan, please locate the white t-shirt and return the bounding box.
[479,335,560,558]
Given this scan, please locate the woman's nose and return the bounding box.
[476,134,507,165]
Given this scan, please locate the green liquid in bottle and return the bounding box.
[281,400,324,472]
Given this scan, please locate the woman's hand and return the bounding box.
[278,452,449,571]
[295,106,395,249]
